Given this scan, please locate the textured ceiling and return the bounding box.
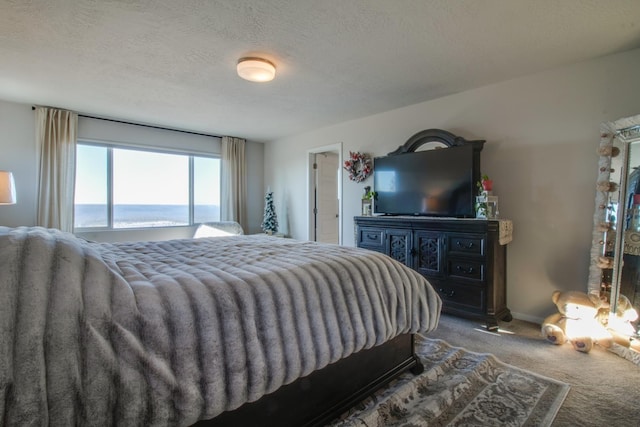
[1,0,640,142]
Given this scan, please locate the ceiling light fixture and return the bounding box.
[237,57,276,82]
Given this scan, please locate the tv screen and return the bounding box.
[373,145,475,217]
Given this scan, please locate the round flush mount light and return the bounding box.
[237,57,276,82]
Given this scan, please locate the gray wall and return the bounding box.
[264,48,640,323]
[0,102,36,227]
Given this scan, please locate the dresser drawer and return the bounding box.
[448,258,484,282]
[357,227,385,249]
[434,282,486,313]
[447,234,485,256]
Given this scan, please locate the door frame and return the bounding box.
[307,143,343,245]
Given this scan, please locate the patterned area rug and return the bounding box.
[330,335,570,427]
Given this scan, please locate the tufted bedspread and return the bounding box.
[0,226,440,426]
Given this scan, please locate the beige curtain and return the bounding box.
[35,107,78,232]
[220,136,247,230]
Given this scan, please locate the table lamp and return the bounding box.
[0,171,16,205]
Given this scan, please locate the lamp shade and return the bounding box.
[0,171,16,205]
[237,57,276,82]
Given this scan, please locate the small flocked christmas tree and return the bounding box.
[261,190,279,234]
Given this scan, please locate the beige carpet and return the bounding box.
[429,314,640,426]
[331,334,569,426]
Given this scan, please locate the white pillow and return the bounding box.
[193,224,234,238]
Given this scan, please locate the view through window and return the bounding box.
[74,143,220,229]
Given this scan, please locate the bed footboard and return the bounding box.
[197,333,422,427]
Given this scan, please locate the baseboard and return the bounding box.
[510,311,544,325]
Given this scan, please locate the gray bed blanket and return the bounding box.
[0,226,441,426]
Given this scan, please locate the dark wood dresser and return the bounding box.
[354,216,512,330]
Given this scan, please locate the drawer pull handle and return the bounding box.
[438,288,456,298]
[367,233,378,240]
[456,241,474,249]
[456,265,475,274]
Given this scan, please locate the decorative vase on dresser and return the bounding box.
[354,216,513,331]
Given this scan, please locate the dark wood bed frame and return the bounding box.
[194,333,423,427]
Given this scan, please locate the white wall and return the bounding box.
[265,48,640,323]
[0,101,265,239]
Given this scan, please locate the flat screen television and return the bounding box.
[373,145,476,217]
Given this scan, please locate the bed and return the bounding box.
[0,226,441,426]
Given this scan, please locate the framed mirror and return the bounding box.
[588,114,640,360]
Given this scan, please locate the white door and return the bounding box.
[314,152,339,244]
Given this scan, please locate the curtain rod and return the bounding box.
[31,106,223,139]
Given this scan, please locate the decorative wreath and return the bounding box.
[343,151,372,183]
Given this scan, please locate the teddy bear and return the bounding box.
[600,294,639,349]
[541,290,613,353]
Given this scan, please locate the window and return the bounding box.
[74,143,220,229]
